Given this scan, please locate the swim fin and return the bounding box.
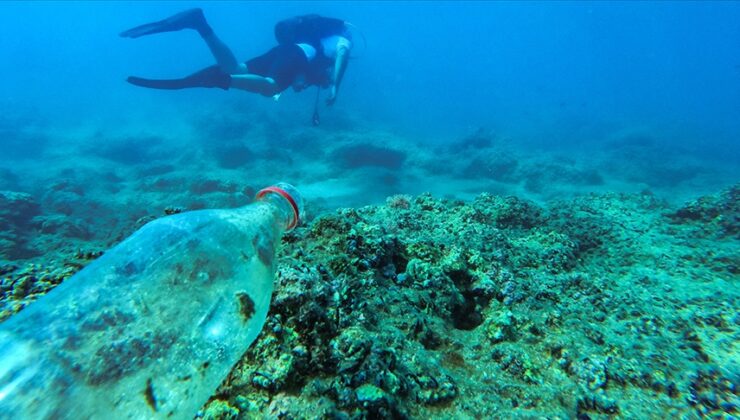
[119,8,212,38]
[126,65,231,90]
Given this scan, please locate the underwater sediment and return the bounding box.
[0,184,738,419]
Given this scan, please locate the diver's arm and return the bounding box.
[326,45,349,106]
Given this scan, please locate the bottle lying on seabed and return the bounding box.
[0,183,304,419]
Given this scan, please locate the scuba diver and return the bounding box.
[120,8,352,109]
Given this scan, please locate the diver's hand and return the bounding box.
[326,85,337,106]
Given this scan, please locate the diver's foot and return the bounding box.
[119,8,212,38]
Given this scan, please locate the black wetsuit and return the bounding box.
[274,15,349,88]
[226,15,348,93]
[245,44,310,92]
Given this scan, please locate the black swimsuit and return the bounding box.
[245,44,309,93]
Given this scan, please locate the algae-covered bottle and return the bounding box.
[0,183,303,419]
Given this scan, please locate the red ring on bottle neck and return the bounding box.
[256,186,300,230]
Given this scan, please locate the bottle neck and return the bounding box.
[254,192,296,233]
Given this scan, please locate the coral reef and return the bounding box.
[0,191,41,260]
[199,184,737,419]
[5,183,736,418]
[332,143,407,170]
[667,184,739,240]
[0,104,736,418]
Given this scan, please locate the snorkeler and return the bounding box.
[120,8,352,106]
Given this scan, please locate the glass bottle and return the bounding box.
[0,183,303,419]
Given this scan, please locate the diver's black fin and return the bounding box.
[127,65,231,90]
[119,8,211,38]
[127,76,192,90]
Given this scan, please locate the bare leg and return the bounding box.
[229,75,280,96]
[201,32,248,74]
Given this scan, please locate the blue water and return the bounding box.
[0,1,738,201]
[1,3,738,418]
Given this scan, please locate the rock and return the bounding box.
[355,383,386,405]
[0,191,41,260]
